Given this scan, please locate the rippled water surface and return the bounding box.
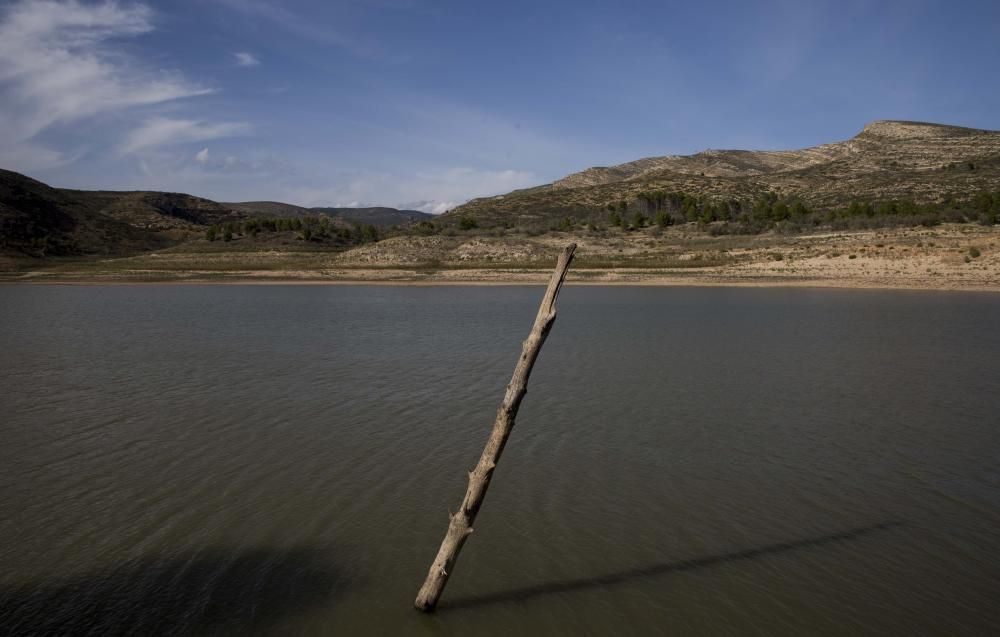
[2,284,999,635]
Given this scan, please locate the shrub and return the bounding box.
[969,246,981,258]
[413,221,438,235]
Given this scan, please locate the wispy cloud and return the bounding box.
[214,0,383,58]
[121,118,251,154]
[0,0,215,169]
[234,51,260,67]
[194,147,210,163]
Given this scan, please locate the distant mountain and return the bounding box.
[224,202,434,227]
[311,207,433,227]
[445,120,1000,224]
[223,200,314,219]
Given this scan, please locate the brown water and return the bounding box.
[1,284,999,636]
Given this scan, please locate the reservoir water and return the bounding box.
[1,284,999,635]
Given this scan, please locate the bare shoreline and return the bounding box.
[3,270,999,292]
[3,223,997,291]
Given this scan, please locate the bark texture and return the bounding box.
[414,243,577,612]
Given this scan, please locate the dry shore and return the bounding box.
[3,223,998,291]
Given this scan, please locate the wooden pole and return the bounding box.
[414,243,577,612]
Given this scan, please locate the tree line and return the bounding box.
[205,216,379,245]
[590,188,1000,233]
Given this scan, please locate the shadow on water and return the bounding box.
[444,521,902,611]
[0,546,353,636]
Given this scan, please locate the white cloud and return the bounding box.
[0,1,216,169]
[234,51,259,67]
[194,147,210,163]
[403,200,460,215]
[122,118,251,154]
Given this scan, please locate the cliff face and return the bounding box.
[446,121,1000,223]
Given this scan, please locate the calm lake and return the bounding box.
[1,284,999,635]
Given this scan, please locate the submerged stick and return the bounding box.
[414,243,577,612]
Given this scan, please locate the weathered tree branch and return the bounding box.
[414,243,577,612]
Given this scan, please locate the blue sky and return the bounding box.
[1,0,998,211]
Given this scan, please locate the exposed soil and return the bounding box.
[4,224,997,291]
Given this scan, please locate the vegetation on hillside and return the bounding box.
[203,216,379,246]
[414,188,999,237]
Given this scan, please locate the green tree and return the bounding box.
[971,192,993,212]
[875,201,896,216]
[205,226,218,241]
[458,216,478,230]
[717,200,732,221]
[682,195,699,221]
[897,199,919,216]
[699,204,715,224]
[752,196,773,220]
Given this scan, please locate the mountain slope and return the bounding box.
[446,121,1000,224]
[0,170,257,257]
[0,169,177,257]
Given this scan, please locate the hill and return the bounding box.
[311,207,433,227]
[444,120,1000,226]
[0,169,204,257]
[222,201,314,219]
